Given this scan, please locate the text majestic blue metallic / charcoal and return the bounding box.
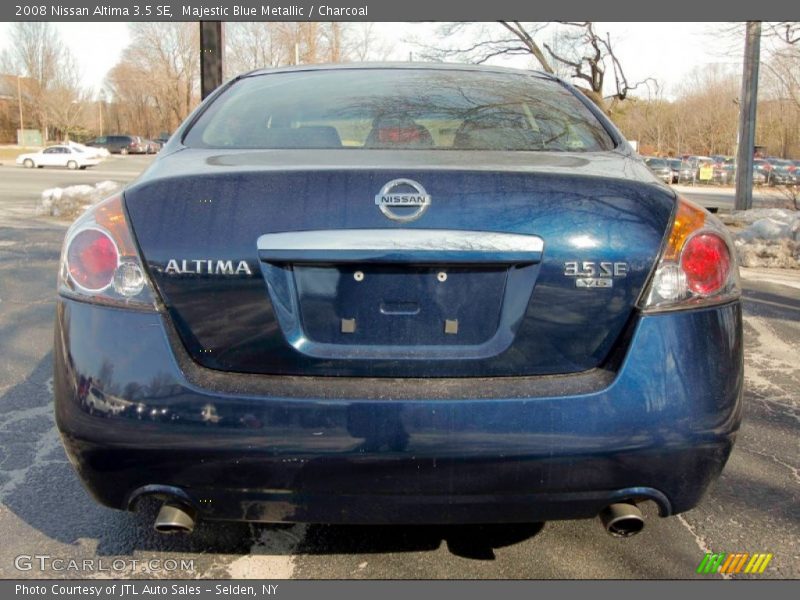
[54,64,743,536]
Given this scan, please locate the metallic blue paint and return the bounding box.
[54,66,743,527]
[123,161,674,376]
[54,296,742,524]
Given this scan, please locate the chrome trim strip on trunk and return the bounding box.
[257,229,544,264]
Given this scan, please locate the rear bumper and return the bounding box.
[54,299,743,524]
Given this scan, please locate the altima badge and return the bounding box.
[164,259,252,275]
[374,178,431,222]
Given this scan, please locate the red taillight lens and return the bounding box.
[640,196,740,312]
[59,194,157,309]
[681,233,730,295]
[66,228,119,291]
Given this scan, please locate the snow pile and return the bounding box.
[39,181,120,218]
[729,209,800,269]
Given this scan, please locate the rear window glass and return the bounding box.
[184,69,615,152]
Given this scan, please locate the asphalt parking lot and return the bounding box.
[0,155,797,579]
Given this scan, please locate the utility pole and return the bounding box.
[16,75,25,145]
[735,21,761,211]
[200,22,224,100]
[98,90,105,136]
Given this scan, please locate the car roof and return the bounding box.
[241,61,557,81]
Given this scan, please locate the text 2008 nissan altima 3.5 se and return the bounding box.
[54,64,743,537]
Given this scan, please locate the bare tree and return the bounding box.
[763,46,800,111]
[224,21,391,77]
[45,52,89,140]
[106,60,157,136]
[0,22,85,140]
[225,22,288,77]
[764,22,800,46]
[418,22,551,67]
[349,23,393,62]
[419,22,654,113]
[324,22,345,62]
[758,49,800,158]
[1,22,59,79]
[541,22,656,112]
[611,58,800,160]
[107,23,200,135]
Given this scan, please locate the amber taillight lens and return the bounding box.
[640,197,740,312]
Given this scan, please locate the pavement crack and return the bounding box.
[676,514,729,579]
[740,446,800,484]
[749,396,800,423]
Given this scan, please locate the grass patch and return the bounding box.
[0,147,40,161]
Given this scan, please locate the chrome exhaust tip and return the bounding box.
[599,502,645,538]
[154,501,196,534]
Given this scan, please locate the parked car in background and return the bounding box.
[753,159,774,184]
[15,145,101,169]
[718,158,736,184]
[86,135,148,155]
[682,155,701,177]
[791,160,800,184]
[143,139,162,154]
[644,157,673,184]
[710,156,734,184]
[66,140,110,160]
[764,158,799,186]
[54,64,743,537]
[667,158,694,184]
[717,159,767,186]
[687,156,715,183]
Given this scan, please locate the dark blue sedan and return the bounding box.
[54,64,743,537]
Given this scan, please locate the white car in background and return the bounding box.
[66,140,110,159]
[16,145,102,170]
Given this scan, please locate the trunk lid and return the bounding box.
[124,149,674,377]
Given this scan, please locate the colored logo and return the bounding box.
[697,553,773,575]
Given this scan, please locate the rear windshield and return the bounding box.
[184,69,615,152]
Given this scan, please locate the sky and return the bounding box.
[0,22,743,99]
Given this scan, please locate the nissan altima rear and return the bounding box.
[54,65,743,536]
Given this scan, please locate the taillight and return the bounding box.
[681,233,731,295]
[639,197,740,312]
[66,228,119,291]
[59,194,158,309]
